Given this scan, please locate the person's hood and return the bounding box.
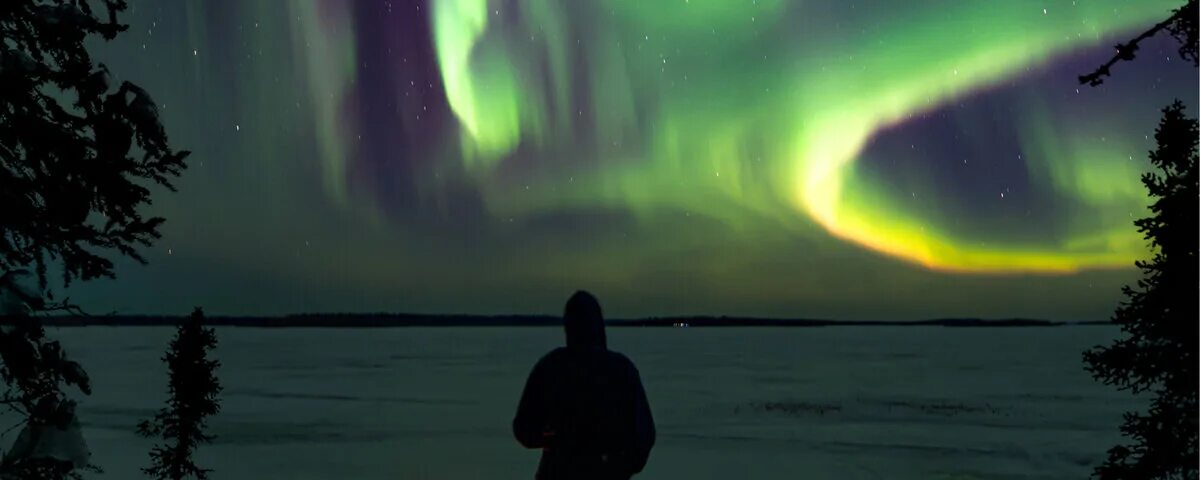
[563,291,606,349]
[565,312,606,349]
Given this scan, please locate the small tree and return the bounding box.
[137,308,221,480]
[1083,102,1198,479]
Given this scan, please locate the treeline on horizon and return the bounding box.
[24,313,1106,328]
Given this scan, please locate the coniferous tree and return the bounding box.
[1083,103,1198,479]
[1,0,189,291]
[137,308,221,480]
[2,1,187,477]
[1079,3,1199,478]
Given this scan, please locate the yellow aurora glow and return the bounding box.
[432,0,1178,274]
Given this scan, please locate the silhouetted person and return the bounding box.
[514,291,655,479]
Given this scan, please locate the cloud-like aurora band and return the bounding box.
[427,0,1179,274]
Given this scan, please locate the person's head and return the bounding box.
[564,290,606,349]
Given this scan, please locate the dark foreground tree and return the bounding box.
[1083,102,1198,479]
[137,308,221,480]
[1079,3,1198,478]
[0,272,95,480]
[1,0,189,290]
[2,1,188,477]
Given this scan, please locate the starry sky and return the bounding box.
[69,0,1197,319]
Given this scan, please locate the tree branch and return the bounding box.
[1080,0,1198,86]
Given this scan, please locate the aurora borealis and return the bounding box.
[71,0,1197,319]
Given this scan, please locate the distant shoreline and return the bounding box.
[25,314,1111,328]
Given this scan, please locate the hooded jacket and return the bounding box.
[513,292,655,479]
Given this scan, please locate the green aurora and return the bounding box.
[431,0,1176,272]
[70,1,1197,319]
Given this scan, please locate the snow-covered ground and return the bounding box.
[34,326,1132,479]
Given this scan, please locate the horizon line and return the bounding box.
[29,312,1113,327]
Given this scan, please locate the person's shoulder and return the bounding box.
[536,347,569,365]
[527,348,569,377]
[604,350,640,371]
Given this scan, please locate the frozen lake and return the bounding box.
[36,326,1133,479]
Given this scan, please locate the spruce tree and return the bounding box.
[137,308,222,480]
[2,1,187,476]
[1083,102,1198,479]
[1,0,189,291]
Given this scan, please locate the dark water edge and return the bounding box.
[26,314,1111,328]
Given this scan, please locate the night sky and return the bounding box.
[69,0,1197,319]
